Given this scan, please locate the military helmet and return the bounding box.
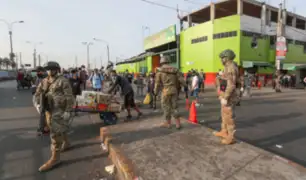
[43,61,61,70]
[219,49,236,60]
[160,56,170,64]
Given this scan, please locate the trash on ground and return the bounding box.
[275,144,283,149]
[105,165,115,175]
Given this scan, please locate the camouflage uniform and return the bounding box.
[214,49,239,145]
[38,61,75,172]
[236,65,245,106]
[154,56,186,129]
[35,77,50,133]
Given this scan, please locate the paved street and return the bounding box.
[1,79,306,179]
[184,88,306,167]
[134,86,306,168]
[0,81,112,180]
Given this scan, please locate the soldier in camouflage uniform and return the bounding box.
[36,61,75,172]
[154,56,186,129]
[213,49,239,145]
[236,65,245,106]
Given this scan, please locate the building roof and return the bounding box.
[181,0,306,22]
[116,52,154,65]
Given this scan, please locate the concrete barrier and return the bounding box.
[0,70,16,82]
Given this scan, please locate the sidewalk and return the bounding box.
[100,116,306,180]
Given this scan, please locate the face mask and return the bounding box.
[221,58,227,65]
[47,70,52,76]
[111,75,117,82]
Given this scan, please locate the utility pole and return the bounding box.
[0,20,24,70]
[107,45,110,64]
[38,54,41,66]
[26,41,42,68]
[275,0,286,92]
[81,42,93,70]
[100,56,103,68]
[16,54,19,70]
[33,48,37,68]
[75,56,78,67]
[19,52,22,66]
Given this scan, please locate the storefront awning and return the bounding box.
[242,61,273,68]
[282,63,306,71]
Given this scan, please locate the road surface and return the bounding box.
[191,88,306,167]
[0,81,112,180]
[1,79,306,179]
[134,86,306,168]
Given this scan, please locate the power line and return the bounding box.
[139,0,190,13]
[184,0,211,6]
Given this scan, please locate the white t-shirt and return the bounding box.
[192,75,199,89]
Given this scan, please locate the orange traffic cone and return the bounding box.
[189,101,198,124]
[258,81,262,90]
[185,98,189,110]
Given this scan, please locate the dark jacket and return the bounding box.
[108,75,133,96]
[125,73,133,83]
[69,77,81,96]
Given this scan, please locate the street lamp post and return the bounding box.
[142,26,150,49]
[26,41,43,68]
[82,42,93,69]
[0,19,24,68]
[93,38,110,65]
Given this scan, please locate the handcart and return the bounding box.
[72,99,120,126]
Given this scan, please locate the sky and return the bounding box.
[0,0,304,68]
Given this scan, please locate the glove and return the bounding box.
[240,87,244,92]
[221,98,227,105]
[63,112,71,121]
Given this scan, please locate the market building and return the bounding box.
[116,25,178,75]
[116,0,306,85]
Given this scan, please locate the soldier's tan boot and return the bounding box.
[61,134,71,152]
[38,151,60,172]
[213,130,228,138]
[221,130,236,145]
[160,120,171,128]
[175,118,181,129]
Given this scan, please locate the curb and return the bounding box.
[100,127,139,180]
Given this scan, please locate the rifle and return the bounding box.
[152,92,157,109]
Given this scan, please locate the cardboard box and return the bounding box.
[82,91,97,100]
[107,103,121,112]
[76,95,96,107]
[96,92,112,104]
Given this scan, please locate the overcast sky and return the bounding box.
[0,0,303,68]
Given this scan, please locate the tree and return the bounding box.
[11,61,16,69]
[3,57,10,70]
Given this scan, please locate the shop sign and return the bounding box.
[276,36,287,60]
[144,25,176,50]
[186,61,194,65]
